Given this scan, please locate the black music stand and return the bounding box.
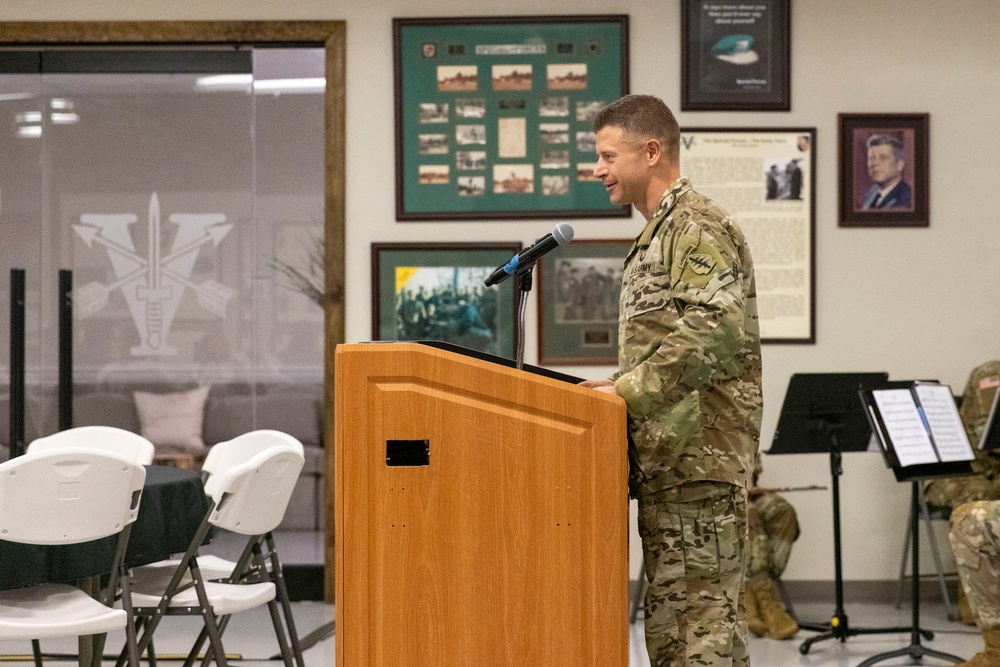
[769,373,917,655]
[854,382,973,666]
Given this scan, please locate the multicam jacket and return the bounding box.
[613,177,763,498]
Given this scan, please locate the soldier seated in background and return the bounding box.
[948,500,1000,666]
[925,360,1000,622]
[745,458,801,640]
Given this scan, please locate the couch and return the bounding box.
[0,381,326,531]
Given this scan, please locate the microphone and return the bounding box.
[484,223,575,287]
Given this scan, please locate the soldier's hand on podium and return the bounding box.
[579,379,617,394]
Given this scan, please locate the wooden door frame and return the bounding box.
[0,21,346,602]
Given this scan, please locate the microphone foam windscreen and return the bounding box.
[553,223,575,245]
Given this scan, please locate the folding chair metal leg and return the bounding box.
[264,598,296,667]
[265,534,306,667]
[31,639,43,667]
[917,489,955,621]
[186,561,229,667]
[119,564,141,667]
[187,618,220,667]
[193,616,226,667]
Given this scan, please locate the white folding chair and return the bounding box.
[124,443,305,667]
[28,426,155,466]
[0,448,146,667]
[193,431,306,667]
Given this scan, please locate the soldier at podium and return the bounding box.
[581,94,763,667]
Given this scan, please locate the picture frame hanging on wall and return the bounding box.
[393,15,630,220]
[371,242,522,358]
[536,238,632,366]
[838,113,929,227]
[681,0,790,111]
[679,127,816,343]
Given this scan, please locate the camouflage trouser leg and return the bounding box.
[637,481,749,667]
[753,493,799,578]
[949,500,1000,629]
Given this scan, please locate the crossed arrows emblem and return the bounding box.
[73,192,236,356]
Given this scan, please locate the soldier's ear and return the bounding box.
[644,138,662,165]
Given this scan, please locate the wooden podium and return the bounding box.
[335,342,628,666]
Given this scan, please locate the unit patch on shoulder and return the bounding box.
[672,235,731,289]
[686,253,716,275]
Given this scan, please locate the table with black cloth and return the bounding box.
[0,465,209,591]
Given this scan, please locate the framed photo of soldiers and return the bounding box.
[371,242,521,358]
[393,15,630,220]
[838,113,930,228]
[681,0,791,111]
[536,239,632,365]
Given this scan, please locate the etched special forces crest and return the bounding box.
[73,192,237,356]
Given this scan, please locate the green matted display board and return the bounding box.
[536,238,632,365]
[372,242,522,359]
[393,15,630,221]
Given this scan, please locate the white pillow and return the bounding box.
[133,386,210,451]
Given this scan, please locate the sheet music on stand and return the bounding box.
[978,386,1000,452]
[854,379,972,667]
[860,380,976,482]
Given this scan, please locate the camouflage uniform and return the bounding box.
[747,459,799,579]
[925,361,1000,508]
[747,492,799,579]
[615,178,763,666]
[744,457,800,639]
[949,501,1000,629]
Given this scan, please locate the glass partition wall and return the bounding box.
[0,48,325,563]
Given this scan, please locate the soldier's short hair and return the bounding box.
[593,94,680,162]
[866,133,905,161]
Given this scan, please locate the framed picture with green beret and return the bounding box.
[536,239,631,365]
[838,113,929,227]
[393,15,630,220]
[371,242,521,358]
[681,0,790,111]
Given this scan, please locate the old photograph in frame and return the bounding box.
[394,15,630,220]
[679,128,816,343]
[372,242,521,358]
[838,113,929,227]
[681,0,790,111]
[537,239,631,365]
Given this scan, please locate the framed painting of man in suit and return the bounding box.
[839,113,929,227]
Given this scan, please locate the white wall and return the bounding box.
[6,0,999,582]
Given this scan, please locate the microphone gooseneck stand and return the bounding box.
[515,269,532,370]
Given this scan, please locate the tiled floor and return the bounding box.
[0,598,983,666]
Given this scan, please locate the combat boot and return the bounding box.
[745,583,766,637]
[750,574,799,640]
[955,627,1000,666]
